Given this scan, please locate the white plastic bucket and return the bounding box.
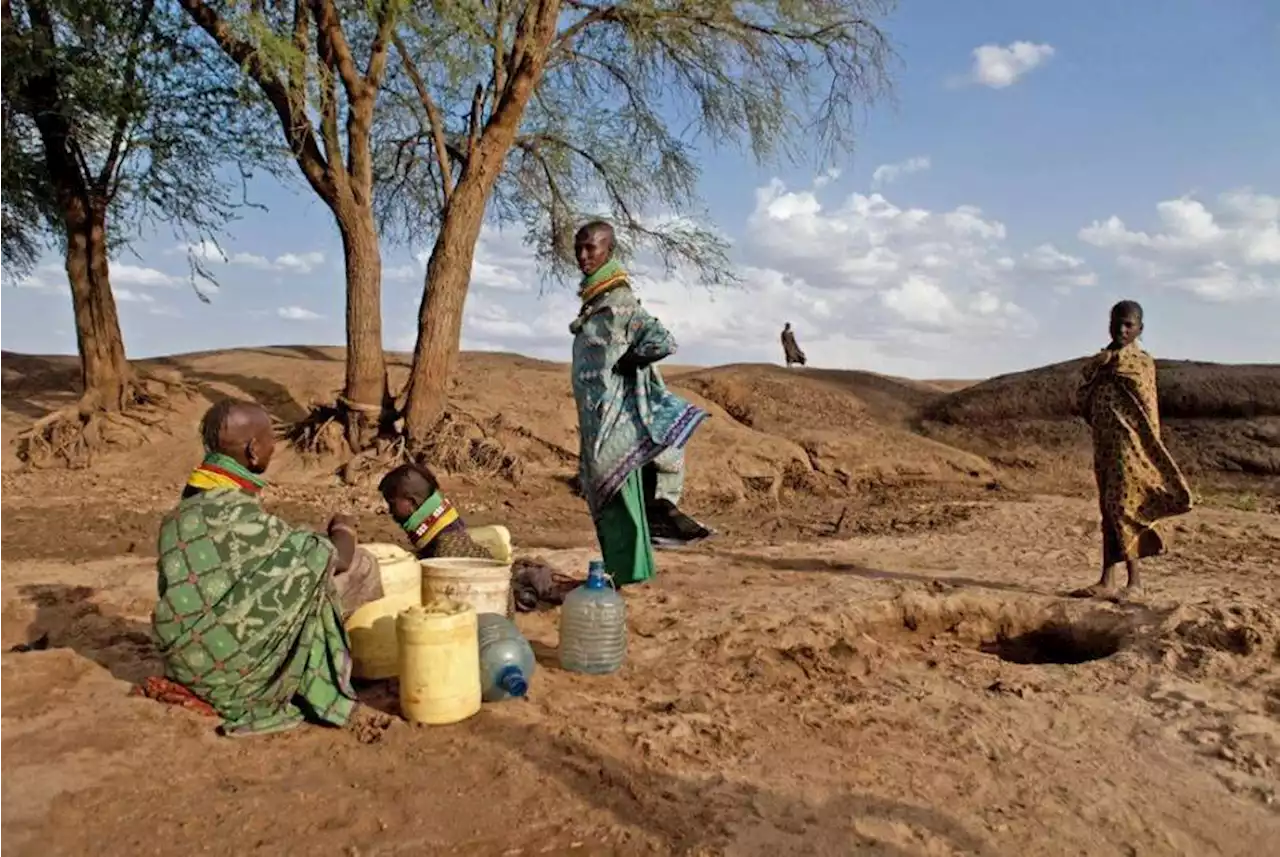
[420,557,512,617]
[362,542,421,599]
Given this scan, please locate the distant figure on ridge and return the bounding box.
[570,220,712,586]
[1072,300,1192,602]
[781,322,807,367]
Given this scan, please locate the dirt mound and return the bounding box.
[5,347,1277,508]
[674,363,938,427]
[920,358,1280,485]
[675,364,993,491]
[1151,599,1280,680]
[924,359,1280,423]
[2,349,1002,514]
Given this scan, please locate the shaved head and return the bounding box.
[199,399,275,472]
[379,462,442,523]
[575,219,614,247]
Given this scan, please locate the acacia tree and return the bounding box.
[2,0,279,465]
[177,0,403,451]
[1,93,49,275]
[383,0,894,448]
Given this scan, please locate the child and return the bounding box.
[378,463,579,612]
[378,463,494,560]
[1073,300,1192,600]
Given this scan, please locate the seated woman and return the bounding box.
[148,399,386,737]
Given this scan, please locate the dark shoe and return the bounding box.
[648,500,712,548]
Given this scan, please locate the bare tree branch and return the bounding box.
[177,0,335,203]
[99,0,157,195]
[393,32,453,202]
[308,0,364,98]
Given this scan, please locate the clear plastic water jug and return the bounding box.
[476,613,536,702]
[558,559,627,675]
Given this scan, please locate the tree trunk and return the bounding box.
[65,196,132,412]
[400,180,490,446]
[401,76,556,444]
[336,203,390,451]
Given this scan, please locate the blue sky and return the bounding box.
[5,0,1279,379]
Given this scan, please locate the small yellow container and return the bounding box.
[468,525,513,564]
[345,543,424,680]
[396,600,482,726]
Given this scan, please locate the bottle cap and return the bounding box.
[498,665,528,697]
[586,560,609,589]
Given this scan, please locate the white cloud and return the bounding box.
[11,262,179,293]
[11,266,61,292]
[963,42,1055,89]
[178,241,326,274]
[12,275,51,291]
[418,176,1089,376]
[813,167,842,189]
[871,156,931,188]
[1079,189,1280,301]
[741,179,1043,336]
[386,228,539,292]
[114,288,155,304]
[1021,244,1098,289]
[273,252,326,274]
[277,305,322,321]
[112,263,179,287]
[469,232,537,293]
[384,263,421,282]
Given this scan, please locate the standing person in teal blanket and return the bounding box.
[570,220,711,585]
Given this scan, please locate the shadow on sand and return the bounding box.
[470,714,995,855]
[151,356,312,423]
[14,584,158,684]
[712,549,1049,598]
[0,353,82,420]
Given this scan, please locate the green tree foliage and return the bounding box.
[2,0,280,465]
[386,0,896,444]
[1,93,52,275]
[177,0,405,452]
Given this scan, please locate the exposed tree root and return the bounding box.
[283,395,396,458]
[283,402,348,458]
[286,401,526,487]
[15,374,194,469]
[422,410,524,483]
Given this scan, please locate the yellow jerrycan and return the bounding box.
[345,543,422,680]
[397,600,482,725]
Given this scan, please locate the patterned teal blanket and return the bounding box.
[570,284,707,516]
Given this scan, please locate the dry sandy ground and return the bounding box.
[2,348,1279,856]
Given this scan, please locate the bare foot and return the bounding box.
[1068,583,1118,600]
[1118,585,1146,604]
[344,704,396,744]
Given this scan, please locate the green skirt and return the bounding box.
[594,468,655,586]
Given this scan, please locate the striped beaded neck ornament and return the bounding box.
[401,491,460,551]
